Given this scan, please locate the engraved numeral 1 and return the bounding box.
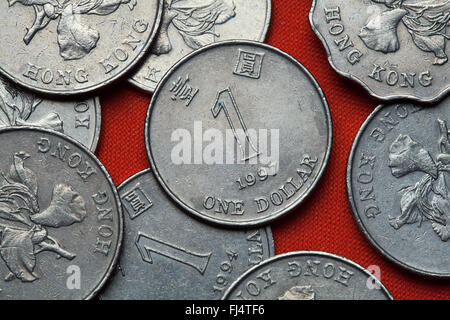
[135,232,212,275]
[211,88,260,161]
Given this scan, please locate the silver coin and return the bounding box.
[347,99,450,277]
[0,0,162,96]
[222,251,393,300]
[129,0,272,93]
[310,0,450,103]
[0,76,100,151]
[99,169,274,300]
[146,41,332,227]
[0,127,123,299]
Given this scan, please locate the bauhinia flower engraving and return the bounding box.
[0,153,87,282]
[278,286,315,300]
[388,119,450,241]
[0,76,63,132]
[8,0,138,60]
[359,0,450,65]
[152,0,236,55]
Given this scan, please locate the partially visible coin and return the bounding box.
[222,251,393,300]
[347,98,450,277]
[100,169,274,300]
[0,127,123,299]
[146,41,332,227]
[0,76,101,151]
[0,0,162,96]
[310,0,450,103]
[129,0,272,93]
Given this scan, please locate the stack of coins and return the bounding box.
[0,0,446,300]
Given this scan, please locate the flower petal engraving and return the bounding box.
[57,5,100,61]
[370,0,402,7]
[388,120,450,241]
[389,185,419,229]
[278,285,315,300]
[388,134,438,179]
[152,0,236,55]
[0,227,43,282]
[30,184,87,228]
[0,154,86,282]
[16,112,64,133]
[10,0,137,60]
[361,0,450,64]
[430,173,450,240]
[359,8,407,53]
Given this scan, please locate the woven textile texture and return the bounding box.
[96,0,450,300]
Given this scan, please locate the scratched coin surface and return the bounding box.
[129,0,271,93]
[99,169,274,300]
[0,76,100,151]
[0,127,122,299]
[0,0,162,96]
[310,0,450,103]
[222,251,393,300]
[347,99,450,276]
[146,41,332,227]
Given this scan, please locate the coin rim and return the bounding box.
[221,250,394,300]
[128,0,273,93]
[346,103,450,278]
[90,96,102,152]
[309,0,450,104]
[145,40,333,228]
[0,0,163,97]
[0,125,124,299]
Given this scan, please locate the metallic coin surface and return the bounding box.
[347,99,450,277]
[0,76,101,151]
[222,251,393,300]
[146,41,332,227]
[100,169,274,300]
[0,0,162,96]
[310,0,450,103]
[0,127,122,299]
[129,0,271,93]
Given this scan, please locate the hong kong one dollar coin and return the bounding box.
[222,251,393,300]
[0,127,123,299]
[0,76,101,151]
[129,0,272,93]
[146,41,332,227]
[347,98,450,276]
[0,0,162,96]
[310,0,450,103]
[100,169,274,300]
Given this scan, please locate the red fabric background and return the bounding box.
[96,0,450,300]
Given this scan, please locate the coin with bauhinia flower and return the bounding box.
[310,0,450,102]
[0,0,162,95]
[222,251,393,300]
[0,127,122,299]
[0,76,101,150]
[347,97,450,276]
